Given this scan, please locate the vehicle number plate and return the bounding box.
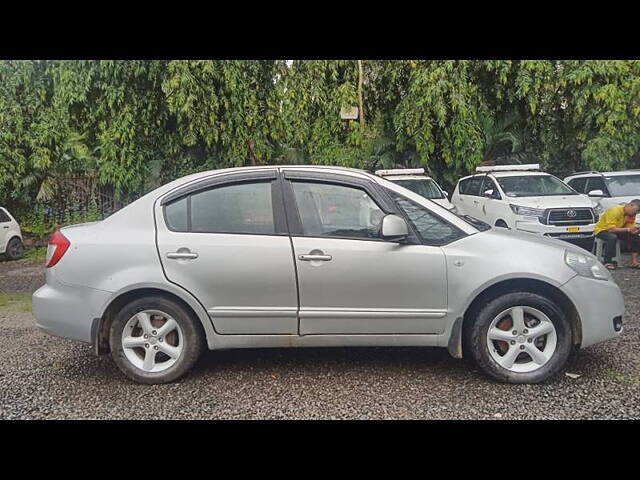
[566,227,580,233]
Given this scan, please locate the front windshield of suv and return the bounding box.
[496,175,577,197]
[604,174,640,196]
[393,178,445,199]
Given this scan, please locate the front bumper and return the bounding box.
[32,271,111,344]
[515,220,595,241]
[560,274,625,348]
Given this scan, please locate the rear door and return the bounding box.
[0,208,11,252]
[282,171,449,335]
[155,170,299,335]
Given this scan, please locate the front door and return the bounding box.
[0,208,11,252]
[284,176,449,335]
[155,172,299,335]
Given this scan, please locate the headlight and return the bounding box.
[509,204,546,218]
[564,249,609,281]
[593,203,605,217]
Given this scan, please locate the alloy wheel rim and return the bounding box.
[10,239,22,257]
[122,309,183,373]
[487,306,557,373]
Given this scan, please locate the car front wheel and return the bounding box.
[5,237,24,260]
[109,296,205,384]
[468,292,572,383]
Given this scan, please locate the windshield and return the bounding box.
[496,175,577,197]
[604,174,640,197]
[393,178,445,199]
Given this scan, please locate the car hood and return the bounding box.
[506,194,596,209]
[479,226,591,255]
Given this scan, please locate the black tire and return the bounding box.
[4,237,24,260]
[467,292,572,384]
[109,296,205,384]
[495,219,509,229]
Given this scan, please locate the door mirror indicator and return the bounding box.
[380,214,409,242]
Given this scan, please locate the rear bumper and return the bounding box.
[32,272,111,344]
[560,275,625,348]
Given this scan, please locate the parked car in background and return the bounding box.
[375,168,456,212]
[33,166,624,385]
[564,170,640,223]
[451,164,598,249]
[0,207,23,261]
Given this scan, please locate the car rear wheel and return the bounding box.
[109,296,205,384]
[5,237,24,260]
[467,292,572,383]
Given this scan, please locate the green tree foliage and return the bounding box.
[2,59,640,222]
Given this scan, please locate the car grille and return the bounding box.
[544,208,595,226]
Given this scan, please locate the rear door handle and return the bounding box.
[167,251,199,260]
[299,254,332,261]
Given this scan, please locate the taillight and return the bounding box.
[46,230,70,268]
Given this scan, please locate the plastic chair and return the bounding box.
[592,236,622,264]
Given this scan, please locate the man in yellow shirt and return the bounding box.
[594,200,640,269]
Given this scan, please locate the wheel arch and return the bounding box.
[94,286,214,355]
[458,278,582,357]
[494,219,509,228]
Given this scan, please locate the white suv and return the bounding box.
[451,164,597,248]
[564,170,640,222]
[0,207,24,261]
[375,168,456,211]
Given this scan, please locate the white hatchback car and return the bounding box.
[451,164,598,248]
[564,170,640,222]
[375,168,456,211]
[0,207,24,261]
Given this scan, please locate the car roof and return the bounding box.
[382,174,435,181]
[458,171,550,182]
[566,170,640,178]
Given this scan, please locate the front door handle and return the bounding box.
[299,253,332,261]
[167,251,199,260]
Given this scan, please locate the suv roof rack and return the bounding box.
[475,164,540,173]
[375,168,425,176]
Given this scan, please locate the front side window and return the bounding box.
[393,178,445,199]
[390,191,465,246]
[164,181,275,234]
[291,181,385,239]
[481,177,501,199]
[603,174,640,196]
[567,177,588,193]
[462,176,483,196]
[496,175,577,197]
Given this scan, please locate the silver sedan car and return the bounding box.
[33,166,624,384]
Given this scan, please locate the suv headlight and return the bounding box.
[509,204,546,218]
[593,203,605,218]
[564,249,609,281]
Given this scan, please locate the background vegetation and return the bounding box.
[2,60,640,237]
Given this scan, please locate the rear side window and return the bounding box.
[164,197,188,232]
[567,177,587,193]
[0,209,10,223]
[163,181,275,235]
[291,181,385,239]
[459,176,482,196]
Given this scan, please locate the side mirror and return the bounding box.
[442,191,449,199]
[588,189,604,197]
[483,189,494,198]
[380,214,409,242]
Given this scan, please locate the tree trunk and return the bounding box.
[247,139,257,166]
[357,60,365,129]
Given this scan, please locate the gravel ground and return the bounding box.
[0,257,639,419]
